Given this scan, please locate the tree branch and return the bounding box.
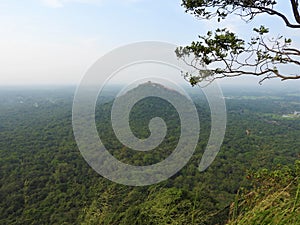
[290,0,300,24]
[176,27,300,84]
[256,6,300,28]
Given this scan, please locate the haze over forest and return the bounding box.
[0,0,300,224]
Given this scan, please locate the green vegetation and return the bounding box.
[177,0,300,84]
[228,161,300,225]
[0,86,299,224]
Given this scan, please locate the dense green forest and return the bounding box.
[0,84,299,224]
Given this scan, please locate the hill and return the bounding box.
[0,85,299,224]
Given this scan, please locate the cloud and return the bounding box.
[42,0,64,8]
[41,0,102,8]
[41,0,142,8]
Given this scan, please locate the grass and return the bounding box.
[227,177,300,225]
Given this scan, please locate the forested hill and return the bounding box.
[0,85,299,224]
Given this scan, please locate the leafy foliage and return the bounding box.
[177,0,300,84]
[0,86,299,224]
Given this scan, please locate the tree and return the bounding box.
[176,0,300,85]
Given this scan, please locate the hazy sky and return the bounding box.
[0,0,300,87]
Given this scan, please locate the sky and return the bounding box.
[0,0,299,88]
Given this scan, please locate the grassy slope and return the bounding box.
[227,161,300,225]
